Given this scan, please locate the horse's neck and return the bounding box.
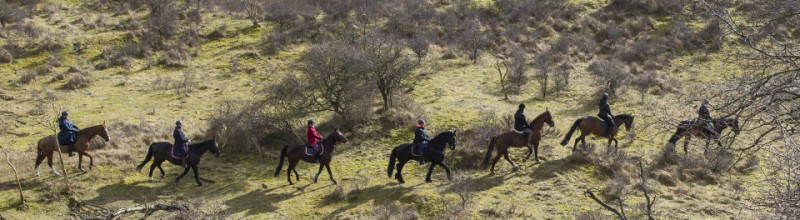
[429,133,449,151]
[191,143,208,156]
[79,126,100,139]
[322,136,336,152]
[530,114,546,131]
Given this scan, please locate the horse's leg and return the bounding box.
[533,141,541,163]
[191,165,203,186]
[606,137,613,155]
[684,136,691,155]
[78,153,84,172]
[293,168,300,182]
[325,164,337,185]
[396,161,406,184]
[175,167,191,183]
[148,163,157,182]
[155,161,166,178]
[490,152,503,174]
[287,160,298,185]
[503,151,519,171]
[314,164,324,183]
[47,153,61,176]
[85,151,94,170]
[35,154,45,177]
[424,162,436,182]
[438,161,452,181]
[523,145,533,163]
[573,138,580,152]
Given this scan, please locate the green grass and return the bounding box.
[0,1,767,219]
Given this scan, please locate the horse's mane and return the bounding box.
[79,124,104,132]
[430,130,455,143]
[615,114,633,120]
[189,139,215,148]
[532,111,549,122]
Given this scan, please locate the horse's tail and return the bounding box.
[274,145,288,177]
[482,136,498,170]
[136,143,155,172]
[560,119,582,146]
[388,147,398,178]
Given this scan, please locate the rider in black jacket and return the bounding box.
[598,93,615,138]
[697,99,714,136]
[514,104,533,144]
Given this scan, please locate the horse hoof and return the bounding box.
[197,183,204,187]
[425,179,432,183]
[149,177,154,182]
[332,181,338,185]
[398,180,405,184]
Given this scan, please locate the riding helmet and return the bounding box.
[176,120,182,126]
[61,111,69,116]
[519,103,526,109]
[418,119,425,125]
[601,93,609,100]
[308,120,315,125]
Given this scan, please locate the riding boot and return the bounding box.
[67,145,75,157]
[419,149,426,165]
[181,157,188,168]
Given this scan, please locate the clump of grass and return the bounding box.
[373,201,417,220]
[16,72,36,85]
[0,47,13,63]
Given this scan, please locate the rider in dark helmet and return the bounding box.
[173,120,190,168]
[597,93,615,138]
[513,103,533,145]
[413,119,431,165]
[307,120,323,162]
[697,99,715,136]
[57,111,79,157]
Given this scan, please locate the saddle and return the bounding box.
[305,144,324,156]
[411,142,428,157]
[170,144,188,160]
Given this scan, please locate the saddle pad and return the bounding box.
[305,144,324,156]
[170,144,187,160]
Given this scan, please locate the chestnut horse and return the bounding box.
[35,123,110,176]
[274,129,348,185]
[482,110,555,173]
[668,117,740,155]
[560,114,634,154]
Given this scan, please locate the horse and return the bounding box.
[668,117,740,155]
[387,130,457,184]
[274,129,348,185]
[560,114,634,154]
[482,110,555,173]
[136,139,220,186]
[35,123,110,176]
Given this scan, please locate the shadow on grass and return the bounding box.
[527,153,590,184]
[318,183,399,219]
[222,186,293,216]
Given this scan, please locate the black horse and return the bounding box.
[668,117,740,155]
[388,130,457,184]
[136,139,220,186]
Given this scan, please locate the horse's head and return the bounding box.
[99,122,111,141]
[448,130,458,150]
[209,139,221,157]
[719,118,741,135]
[330,129,348,144]
[544,108,555,127]
[617,114,634,131]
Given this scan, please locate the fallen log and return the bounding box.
[106,204,188,220]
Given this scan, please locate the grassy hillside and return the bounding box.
[0,0,770,219]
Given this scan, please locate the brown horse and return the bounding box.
[35,123,110,176]
[482,110,555,173]
[274,129,348,185]
[668,117,740,155]
[560,114,634,154]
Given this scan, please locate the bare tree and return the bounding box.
[494,59,510,100]
[2,149,24,206]
[507,46,528,93]
[358,32,417,111]
[458,20,488,64]
[221,0,262,27]
[409,33,431,64]
[0,2,24,28]
[588,59,631,97]
[553,62,571,97]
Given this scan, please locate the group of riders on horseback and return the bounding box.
[48,92,724,185]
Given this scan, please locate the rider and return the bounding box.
[598,93,615,139]
[173,120,189,168]
[697,99,714,136]
[307,120,323,161]
[413,119,431,164]
[513,103,533,145]
[57,111,79,157]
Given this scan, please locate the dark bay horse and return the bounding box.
[35,123,110,176]
[482,110,555,173]
[388,130,457,184]
[274,130,348,185]
[560,114,634,154]
[668,117,740,155]
[136,139,220,186]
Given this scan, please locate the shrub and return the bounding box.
[0,47,12,63]
[587,59,631,97]
[454,110,507,170]
[62,73,90,90]
[15,71,36,84]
